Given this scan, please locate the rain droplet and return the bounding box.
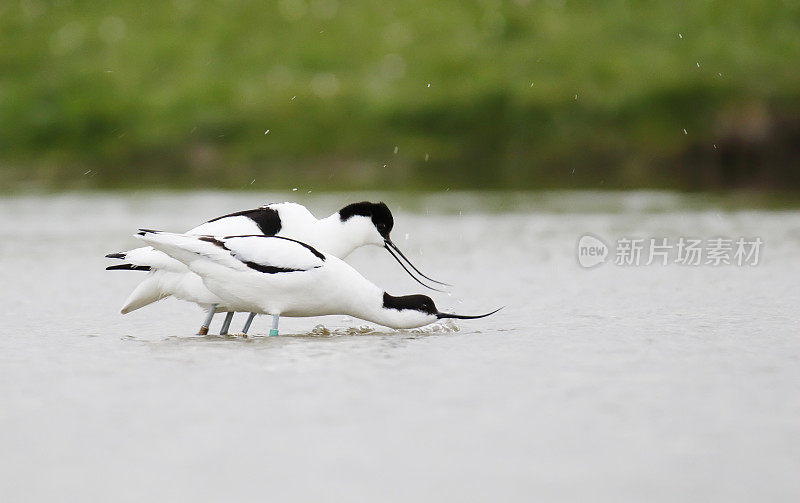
[678,33,683,39]
[264,129,270,134]
[292,187,298,191]
[424,153,430,161]
[393,146,399,154]
[426,83,430,88]
[683,129,688,135]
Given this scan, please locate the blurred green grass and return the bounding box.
[1,0,799,191]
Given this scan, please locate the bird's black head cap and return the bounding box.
[382,292,438,315]
[339,201,394,238]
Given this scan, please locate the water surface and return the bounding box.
[1,191,798,502]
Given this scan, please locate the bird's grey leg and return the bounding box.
[269,314,280,336]
[198,304,217,335]
[219,311,234,335]
[241,312,256,335]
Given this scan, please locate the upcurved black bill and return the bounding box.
[384,245,446,292]
[436,307,503,320]
[384,239,451,287]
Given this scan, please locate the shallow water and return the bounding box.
[1,191,798,502]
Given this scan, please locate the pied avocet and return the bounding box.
[107,201,447,334]
[136,230,498,333]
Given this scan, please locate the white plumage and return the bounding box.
[107,201,449,333]
[137,231,497,330]
[112,202,377,313]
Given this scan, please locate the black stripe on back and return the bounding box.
[198,236,228,249]
[244,261,319,274]
[106,264,151,271]
[207,207,281,235]
[222,235,326,261]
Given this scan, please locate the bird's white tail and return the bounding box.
[109,246,189,273]
[121,275,167,314]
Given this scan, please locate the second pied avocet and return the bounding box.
[106,201,447,334]
[137,230,499,333]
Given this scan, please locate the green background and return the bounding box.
[2,0,799,191]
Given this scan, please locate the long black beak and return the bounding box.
[436,307,503,320]
[384,239,451,292]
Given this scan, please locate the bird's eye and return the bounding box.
[377,224,386,231]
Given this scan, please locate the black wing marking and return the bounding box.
[220,235,326,261]
[243,262,309,274]
[219,235,325,274]
[206,207,281,235]
[106,264,152,271]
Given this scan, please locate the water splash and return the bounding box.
[308,324,377,336]
[306,320,461,336]
[407,319,460,333]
